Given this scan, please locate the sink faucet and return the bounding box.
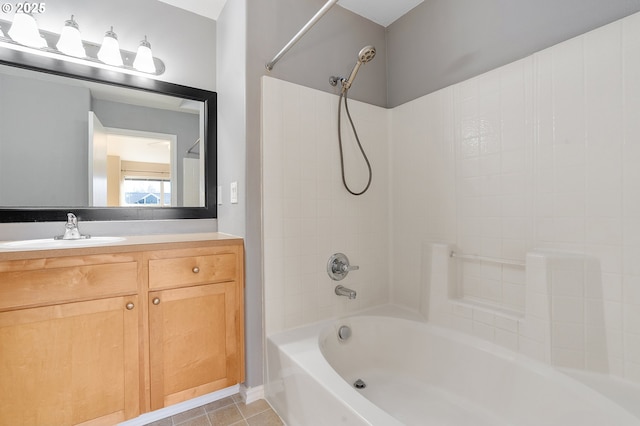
[54,213,90,240]
[335,285,357,300]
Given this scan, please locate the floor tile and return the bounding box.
[245,409,284,426]
[237,399,271,419]
[204,396,236,413]
[172,407,207,424]
[145,393,284,426]
[143,418,172,426]
[208,404,244,425]
[176,414,212,426]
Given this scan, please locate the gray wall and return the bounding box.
[0,74,90,206]
[386,0,640,107]
[216,0,255,385]
[252,0,387,108]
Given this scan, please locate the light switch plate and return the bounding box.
[230,182,238,204]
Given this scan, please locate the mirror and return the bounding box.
[0,48,217,222]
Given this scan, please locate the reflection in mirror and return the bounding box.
[0,50,216,223]
[0,64,204,208]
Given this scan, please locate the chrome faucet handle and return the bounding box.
[65,213,78,228]
[340,263,359,272]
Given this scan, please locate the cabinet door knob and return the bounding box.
[126,302,135,310]
[192,266,200,273]
[152,297,161,305]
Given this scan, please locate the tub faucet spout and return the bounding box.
[335,285,356,300]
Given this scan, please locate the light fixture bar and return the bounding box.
[0,19,165,75]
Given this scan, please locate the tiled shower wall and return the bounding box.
[262,12,640,380]
[391,12,640,381]
[261,77,389,335]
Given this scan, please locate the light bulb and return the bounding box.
[8,12,47,48]
[56,15,85,58]
[97,26,123,66]
[133,36,156,73]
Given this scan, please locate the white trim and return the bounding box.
[118,385,240,426]
[239,384,265,404]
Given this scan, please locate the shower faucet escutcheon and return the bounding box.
[327,253,359,281]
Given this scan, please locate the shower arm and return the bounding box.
[265,0,338,71]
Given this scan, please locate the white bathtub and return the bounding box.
[266,306,640,425]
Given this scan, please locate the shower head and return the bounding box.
[358,45,376,63]
[342,45,376,93]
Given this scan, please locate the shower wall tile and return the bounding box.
[262,11,640,382]
[391,12,640,382]
[262,76,390,335]
[391,88,457,308]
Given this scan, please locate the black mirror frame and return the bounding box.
[0,48,217,222]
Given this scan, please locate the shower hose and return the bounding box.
[338,89,372,196]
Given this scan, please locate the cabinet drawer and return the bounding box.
[148,253,236,290]
[0,262,138,311]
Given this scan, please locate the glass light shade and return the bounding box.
[133,36,156,73]
[0,26,5,37]
[8,12,47,48]
[97,27,123,66]
[56,16,85,58]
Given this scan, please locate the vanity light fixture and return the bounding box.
[133,35,156,73]
[0,16,165,76]
[56,15,85,58]
[97,26,123,67]
[7,12,46,48]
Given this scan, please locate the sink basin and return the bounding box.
[0,236,126,251]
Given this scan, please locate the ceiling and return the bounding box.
[156,0,227,21]
[157,0,423,27]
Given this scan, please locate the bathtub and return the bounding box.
[266,306,640,425]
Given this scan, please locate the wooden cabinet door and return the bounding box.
[149,282,241,410]
[0,296,140,426]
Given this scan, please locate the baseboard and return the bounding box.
[239,383,265,404]
[119,385,240,426]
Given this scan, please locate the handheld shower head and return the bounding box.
[358,45,376,63]
[342,45,376,92]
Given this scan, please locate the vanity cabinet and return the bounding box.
[0,254,141,426]
[147,245,245,410]
[0,234,244,426]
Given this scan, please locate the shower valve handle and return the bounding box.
[339,264,359,272]
[327,253,358,281]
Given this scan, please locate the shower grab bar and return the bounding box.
[265,0,339,71]
[450,251,526,267]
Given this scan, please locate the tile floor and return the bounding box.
[144,394,284,426]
